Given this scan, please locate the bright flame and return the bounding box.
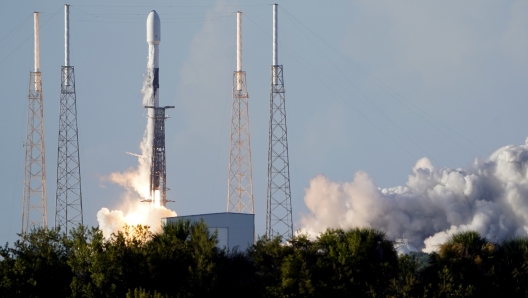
[154,190,161,207]
[97,200,175,238]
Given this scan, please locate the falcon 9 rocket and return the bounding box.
[144,10,174,207]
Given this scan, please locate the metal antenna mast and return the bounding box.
[55,4,83,232]
[227,12,254,214]
[266,4,293,239]
[22,12,47,233]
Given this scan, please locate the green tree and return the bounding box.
[187,220,217,286]
[498,237,528,297]
[431,231,499,297]
[126,287,169,298]
[4,223,528,297]
[279,234,320,297]
[247,235,293,297]
[388,253,427,298]
[0,227,72,297]
[67,220,219,298]
[67,224,152,298]
[212,247,257,297]
[143,219,219,297]
[315,228,399,297]
[143,220,193,296]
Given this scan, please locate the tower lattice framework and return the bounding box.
[266,4,293,239]
[266,65,293,239]
[22,70,48,233]
[143,106,174,207]
[227,71,254,213]
[55,65,83,232]
[23,12,47,234]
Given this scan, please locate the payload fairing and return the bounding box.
[146,10,160,107]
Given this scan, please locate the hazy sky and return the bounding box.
[1,0,528,244]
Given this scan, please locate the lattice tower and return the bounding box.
[266,4,293,239]
[55,4,83,232]
[227,12,254,214]
[22,12,47,233]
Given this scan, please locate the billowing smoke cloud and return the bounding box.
[97,201,175,238]
[97,147,176,237]
[300,139,528,252]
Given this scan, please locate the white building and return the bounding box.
[162,212,255,251]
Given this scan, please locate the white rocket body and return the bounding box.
[147,10,160,108]
[145,10,161,206]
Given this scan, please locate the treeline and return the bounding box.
[1,221,528,298]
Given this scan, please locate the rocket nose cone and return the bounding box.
[147,10,161,44]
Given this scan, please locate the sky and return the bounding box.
[1,0,528,246]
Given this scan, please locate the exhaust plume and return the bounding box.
[300,139,528,252]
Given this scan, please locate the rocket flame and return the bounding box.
[97,200,175,238]
[153,190,161,207]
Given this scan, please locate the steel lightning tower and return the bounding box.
[266,4,293,239]
[55,4,83,232]
[227,12,254,214]
[22,12,47,233]
[143,10,174,207]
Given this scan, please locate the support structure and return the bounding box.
[266,4,293,239]
[55,4,83,232]
[22,12,47,233]
[143,105,174,207]
[227,12,254,214]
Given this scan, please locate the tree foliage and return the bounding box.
[0,227,71,297]
[1,224,528,297]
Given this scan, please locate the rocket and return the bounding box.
[145,10,161,205]
[144,10,174,207]
[146,10,160,107]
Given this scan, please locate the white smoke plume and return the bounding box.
[97,42,176,238]
[300,139,528,252]
[97,201,175,238]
